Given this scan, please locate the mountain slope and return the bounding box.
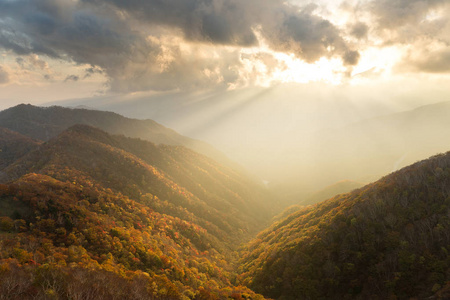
[2,124,272,239]
[0,125,271,299]
[0,104,237,170]
[0,127,40,170]
[239,152,450,299]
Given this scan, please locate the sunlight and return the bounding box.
[272,53,346,84]
[350,46,403,82]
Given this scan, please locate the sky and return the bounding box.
[0,0,449,108]
[1,0,450,192]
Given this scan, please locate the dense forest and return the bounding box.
[239,152,450,299]
[0,109,273,299]
[1,105,449,299]
[0,127,41,170]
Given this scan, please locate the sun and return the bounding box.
[272,53,347,85]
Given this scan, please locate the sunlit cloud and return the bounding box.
[0,0,449,105]
[0,0,363,95]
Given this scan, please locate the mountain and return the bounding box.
[302,180,364,206]
[276,180,365,209]
[274,100,450,206]
[0,104,238,171]
[239,152,450,299]
[271,181,364,225]
[0,125,271,299]
[1,124,272,235]
[0,127,41,170]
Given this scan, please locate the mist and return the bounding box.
[42,80,450,204]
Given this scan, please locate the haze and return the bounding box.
[1,0,450,203]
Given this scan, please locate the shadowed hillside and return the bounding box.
[0,127,41,170]
[240,152,450,299]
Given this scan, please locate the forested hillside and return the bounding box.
[240,152,450,299]
[0,128,41,170]
[1,106,450,300]
[0,125,271,299]
[0,104,236,169]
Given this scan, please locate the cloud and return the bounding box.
[366,0,450,45]
[0,66,9,84]
[370,0,446,30]
[362,0,450,74]
[343,50,360,66]
[84,66,103,78]
[28,54,49,70]
[349,22,369,39]
[94,0,359,64]
[260,6,358,65]
[0,0,359,93]
[15,54,49,70]
[64,74,79,82]
[399,48,450,73]
[88,0,260,46]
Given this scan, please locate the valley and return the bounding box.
[0,105,449,299]
[2,0,450,298]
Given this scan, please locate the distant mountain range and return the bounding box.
[314,100,450,178]
[0,104,240,172]
[48,96,450,205]
[276,100,450,205]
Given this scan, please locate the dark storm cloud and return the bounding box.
[0,0,141,61]
[0,66,9,84]
[87,0,359,64]
[0,0,167,91]
[0,0,359,92]
[260,7,358,65]
[83,0,259,46]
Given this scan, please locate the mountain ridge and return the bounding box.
[0,104,243,175]
[276,100,450,204]
[1,124,272,237]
